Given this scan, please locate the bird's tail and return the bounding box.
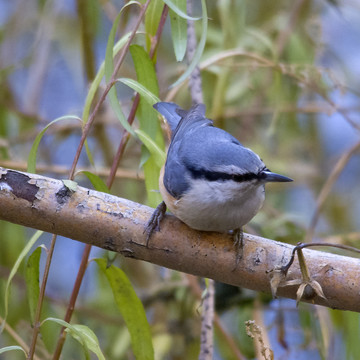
[153,102,184,133]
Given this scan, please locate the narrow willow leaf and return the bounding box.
[84,140,95,168]
[135,129,166,168]
[104,3,141,136]
[171,0,208,88]
[78,171,110,193]
[108,87,134,134]
[163,0,200,20]
[129,44,162,136]
[0,346,27,356]
[139,146,151,169]
[25,247,42,325]
[41,318,95,360]
[116,78,160,107]
[27,116,82,174]
[144,0,163,52]
[69,324,106,360]
[96,259,154,360]
[169,0,187,61]
[1,230,43,332]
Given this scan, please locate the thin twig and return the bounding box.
[106,95,140,189]
[186,276,245,360]
[199,280,214,360]
[199,49,360,132]
[51,244,92,360]
[281,241,360,275]
[275,0,306,56]
[27,234,57,360]
[306,140,360,242]
[0,315,42,360]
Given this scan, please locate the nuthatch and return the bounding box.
[146,102,292,262]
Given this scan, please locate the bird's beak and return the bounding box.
[262,171,293,183]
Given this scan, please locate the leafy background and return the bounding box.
[0,0,360,359]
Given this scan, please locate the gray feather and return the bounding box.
[153,102,183,133]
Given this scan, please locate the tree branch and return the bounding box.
[1,167,360,312]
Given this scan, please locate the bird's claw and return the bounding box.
[144,201,167,246]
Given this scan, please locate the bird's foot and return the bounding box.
[144,201,167,246]
[232,228,244,271]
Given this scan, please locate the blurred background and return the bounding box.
[0,0,360,359]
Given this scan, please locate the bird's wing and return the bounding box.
[180,126,265,178]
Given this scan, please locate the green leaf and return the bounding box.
[104,4,141,137]
[84,141,95,168]
[129,45,160,100]
[68,324,106,360]
[171,0,208,88]
[78,171,110,193]
[1,230,43,332]
[169,0,188,61]
[25,247,42,325]
[96,259,154,360]
[163,0,200,20]
[41,318,105,360]
[129,44,162,137]
[62,179,78,192]
[116,78,160,107]
[27,116,82,174]
[107,84,135,135]
[129,44,165,207]
[139,146,151,169]
[0,346,27,356]
[42,318,90,359]
[144,0,163,52]
[135,129,166,168]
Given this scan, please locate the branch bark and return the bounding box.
[1,166,359,312]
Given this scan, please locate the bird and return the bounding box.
[146,102,293,264]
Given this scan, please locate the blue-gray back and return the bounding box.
[154,102,265,198]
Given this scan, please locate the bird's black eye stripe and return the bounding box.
[188,166,260,182]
